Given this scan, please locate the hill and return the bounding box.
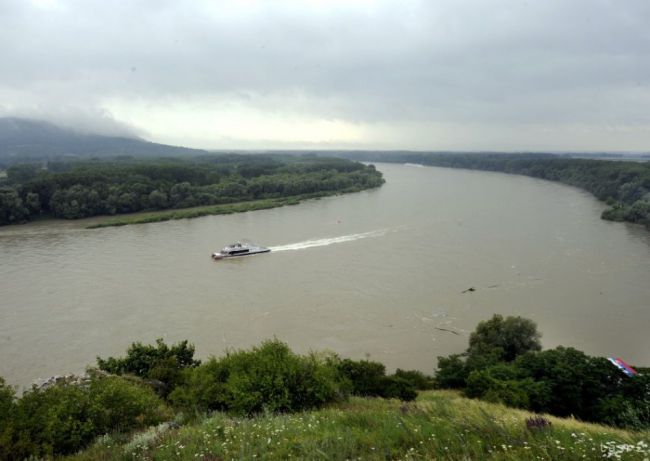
[67,390,649,460]
[0,117,206,166]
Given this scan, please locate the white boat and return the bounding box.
[212,242,271,260]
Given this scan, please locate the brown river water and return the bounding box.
[1,163,649,388]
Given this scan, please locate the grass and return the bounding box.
[67,390,649,460]
[84,188,369,229]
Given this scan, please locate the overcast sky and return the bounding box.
[1,0,650,151]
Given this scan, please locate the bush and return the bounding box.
[0,374,171,460]
[393,369,435,390]
[514,347,621,419]
[0,378,16,461]
[170,339,346,415]
[379,376,417,401]
[335,359,418,401]
[97,338,200,396]
[465,367,532,409]
[0,377,14,420]
[336,359,386,396]
[434,354,469,389]
[593,374,650,430]
[87,373,173,432]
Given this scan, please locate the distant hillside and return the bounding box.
[0,117,206,166]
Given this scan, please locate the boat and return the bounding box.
[212,242,271,260]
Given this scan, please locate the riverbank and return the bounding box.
[86,195,301,229]
[67,390,649,460]
[85,186,377,228]
[338,152,650,230]
[0,155,385,226]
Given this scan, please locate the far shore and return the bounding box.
[0,187,375,232]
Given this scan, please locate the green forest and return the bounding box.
[0,155,384,225]
[339,152,650,229]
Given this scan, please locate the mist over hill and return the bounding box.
[0,117,207,167]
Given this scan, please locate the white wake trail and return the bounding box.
[270,229,390,252]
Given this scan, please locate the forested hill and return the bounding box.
[0,117,205,166]
[332,152,650,229]
[0,155,384,225]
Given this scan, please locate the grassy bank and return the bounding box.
[85,190,353,229]
[68,390,649,460]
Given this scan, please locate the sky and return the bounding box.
[1,0,650,151]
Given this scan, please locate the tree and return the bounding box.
[0,187,28,224]
[467,314,541,363]
[24,192,41,215]
[435,314,542,389]
[6,164,39,183]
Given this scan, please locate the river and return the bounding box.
[1,163,649,387]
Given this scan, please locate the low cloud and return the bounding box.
[1,0,650,149]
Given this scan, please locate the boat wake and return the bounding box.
[270,229,390,252]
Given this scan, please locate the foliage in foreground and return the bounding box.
[435,314,650,430]
[169,340,424,415]
[0,339,429,459]
[97,339,200,397]
[0,373,171,460]
[169,340,347,415]
[68,390,650,461]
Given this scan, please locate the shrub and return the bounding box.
[465,369,531,408]
[336,359,386,396]
[379,376,417,401]
[393,369,435,390]
[434,354,469,389]
[170,339,346,415]
[0,374,171,460]
[0,378,16,460]
[335,359,418,401]
[594,374,650,430]
[514,347,619,419]
[87,373,173,433]
[97,338,200,396]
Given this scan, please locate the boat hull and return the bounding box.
[212,248,271,260]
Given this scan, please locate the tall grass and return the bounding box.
[68,390,649,460]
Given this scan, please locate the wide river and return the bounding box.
[1,163,649,388]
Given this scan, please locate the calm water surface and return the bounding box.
[1,163,649,387]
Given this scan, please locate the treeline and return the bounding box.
[435,315,649,431]
[340,152,650,229]
[0,155,384,225]
[0,339,431,459]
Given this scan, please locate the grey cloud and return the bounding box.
[1,0,650,145]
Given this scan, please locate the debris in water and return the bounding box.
[434,327,461,335]
[461,287,476,293]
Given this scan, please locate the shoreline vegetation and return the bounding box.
[0,155,384,227]
[1,316,647,459]
[85,188,366,229]
[338,152,650,229]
